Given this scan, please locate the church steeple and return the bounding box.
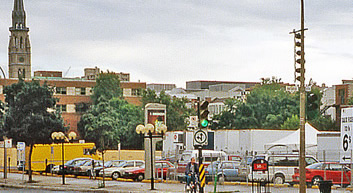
[10,0,28,31]
[8,0,31,79]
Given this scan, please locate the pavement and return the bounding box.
[0,171,352,193]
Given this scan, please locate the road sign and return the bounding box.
[340,108,353,164]
[17,142,25,151]
[199,164,206,188]
[193,129,208,146]
[5,139,12,148]
[189,116,198,127]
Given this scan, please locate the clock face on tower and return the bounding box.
[19,57,25,63]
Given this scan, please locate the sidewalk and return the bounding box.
[0,172,351,193]
[0,172,242,193]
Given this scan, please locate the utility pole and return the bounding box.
[299,0,306,192]
[290,1,306,192]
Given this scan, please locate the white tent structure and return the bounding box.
[264,123,320,153]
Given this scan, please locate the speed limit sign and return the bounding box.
[340,108,353,164]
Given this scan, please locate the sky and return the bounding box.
[0,0,352,88]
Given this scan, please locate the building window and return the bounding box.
[57,104,67,112]
[56,87,67,95]
[132,88,141,96]
[75,87,86,95]
[339,89,346,104]
[75,102,90,113]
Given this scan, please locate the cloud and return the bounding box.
[0,0,352,87]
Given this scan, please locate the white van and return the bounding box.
[249,154,319,184]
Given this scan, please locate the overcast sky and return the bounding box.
[0,0,352,88]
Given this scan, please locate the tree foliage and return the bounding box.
[78,98,143,150]
[212,77,337,131]
[212,77,299,130]
[91,72,122,105]
[78,72,143,150]
[2,79,65,181]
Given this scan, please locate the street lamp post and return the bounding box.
[51,131,77,185]
[136,123,167,190]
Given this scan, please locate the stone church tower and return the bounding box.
[8,0,31,79]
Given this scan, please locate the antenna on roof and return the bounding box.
[64,66,71,77]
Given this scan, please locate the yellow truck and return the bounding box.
[21,143,101,172]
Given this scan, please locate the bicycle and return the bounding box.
[185,172,201,193]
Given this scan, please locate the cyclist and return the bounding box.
[185,157,199,189]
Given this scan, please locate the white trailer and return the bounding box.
[163,129,295,158]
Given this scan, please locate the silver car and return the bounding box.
[99,160,144,180]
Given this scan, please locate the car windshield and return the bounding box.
[307,163,323,170]
[76,160,89,166]
[110,161,124,167]
[65,160,75,165]
[83,161,92,166]
[116,161,127,167]
[103,161,112,167]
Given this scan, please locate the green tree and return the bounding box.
[2,79,65,182]
[281,114,300,130]
[310,115,338,131]
[78,73,144,150]
[211,98,240,130]
[212,77,299,130]
[91,72,122,105]
[78,98,144,149]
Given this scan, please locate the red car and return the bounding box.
[292,162,351,187]
[122,161,174,181]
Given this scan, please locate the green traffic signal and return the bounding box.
[200,119,209,128]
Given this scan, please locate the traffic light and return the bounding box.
[294,32,305,82]
[307,93,319,111]
[199,101,209,128]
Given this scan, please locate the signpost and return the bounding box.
[340,108,353,164]
[340,107,353,187]
[193,98,209,193]
[17,142,26,181]
[144,103,167,181]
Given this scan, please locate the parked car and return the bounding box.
[52,158,93,175]
[292,162,351,187]
[99,160,144,180]
[205,161,241,183]
[123,161,175,181]
[249,154,319,184]
[73,160,103,176]
[205,161,220,182]
[88,160,124,177]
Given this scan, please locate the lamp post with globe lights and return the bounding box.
[136,123,167,190]
[51,131,77,185]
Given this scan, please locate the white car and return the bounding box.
[99,160,144,180]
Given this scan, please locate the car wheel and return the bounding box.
[218,175,225,185]
[273,174,285,184]
[111,172,120,180]
[311,176,323,186]
[137,174,144,182]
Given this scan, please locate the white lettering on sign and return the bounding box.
[149,112,165,116]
